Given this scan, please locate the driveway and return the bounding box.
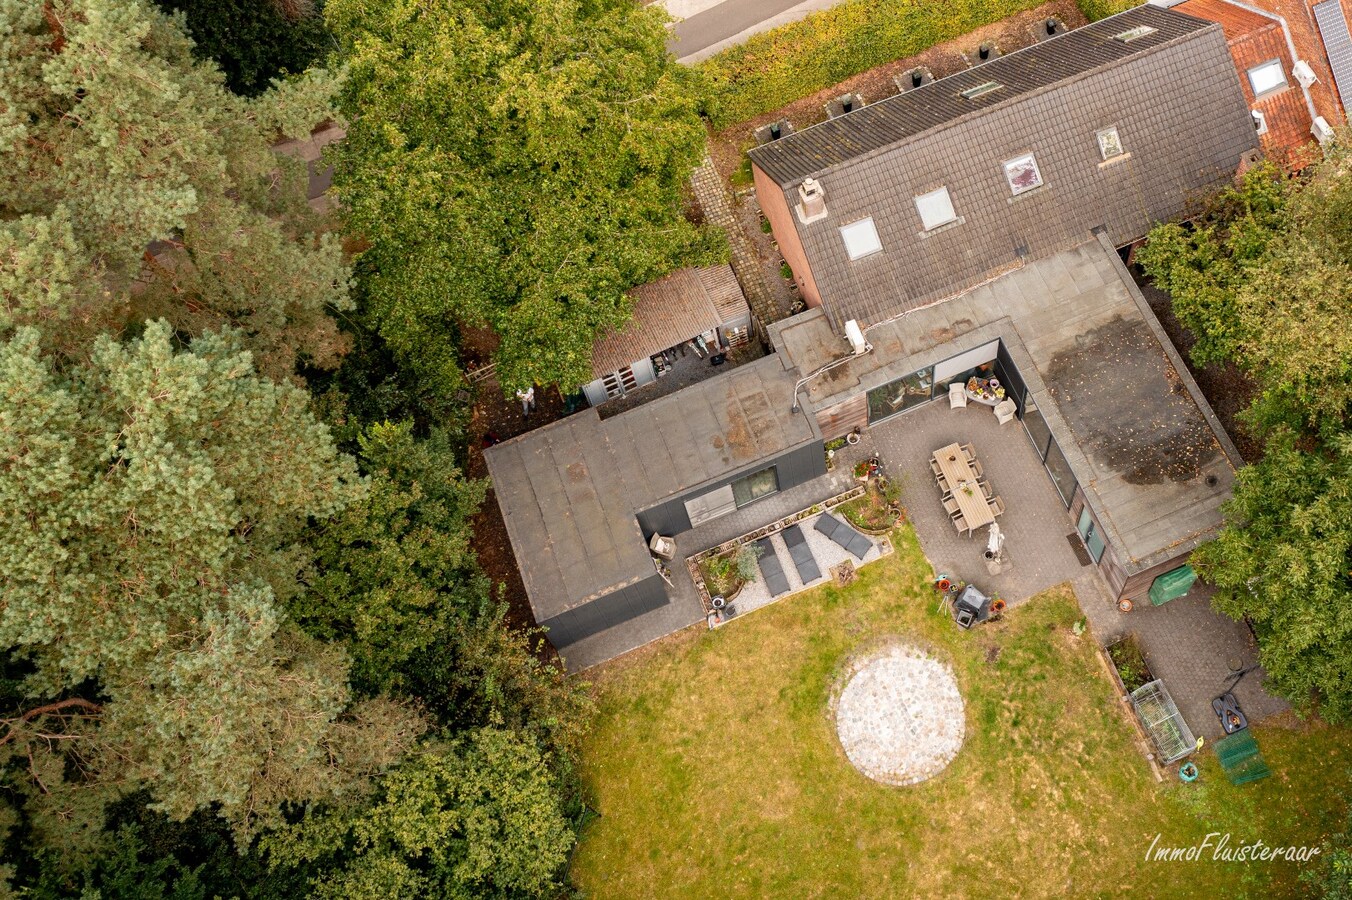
[661,0,852,63]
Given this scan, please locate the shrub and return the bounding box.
[698,0,1045,128]
[735,543,763,582]
[1076,0,1139,23]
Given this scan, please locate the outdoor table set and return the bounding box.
[930,442,1005,537]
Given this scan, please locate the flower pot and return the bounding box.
[846,432,860,445]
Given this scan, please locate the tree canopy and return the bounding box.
[0,0,349,380]
[1141,138,1352,721]
[0,321,423,843]
[324,0,722,398]
[153,0,333,97]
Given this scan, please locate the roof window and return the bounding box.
[915,187,957,231]
[1113,25,1157,43]
[1247,59,1287,97]
[960,81,1002,100]
[840,217,882,260]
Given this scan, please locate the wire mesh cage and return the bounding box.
[1130,679,1196,764]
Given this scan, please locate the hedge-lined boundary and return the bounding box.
[697,0,1141,129]
[1077,0,1139,21]
[697,0,1044,128]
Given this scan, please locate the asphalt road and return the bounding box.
[666,0,844,63]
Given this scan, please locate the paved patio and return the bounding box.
[869,399,1088,606]
[867,397,1287,743]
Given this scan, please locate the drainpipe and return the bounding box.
[1223,0,1319,125]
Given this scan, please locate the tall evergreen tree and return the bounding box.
[0,0,350,380]
[0,322,423,846]
[324,0,723,399]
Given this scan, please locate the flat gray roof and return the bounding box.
[484,354,819,620]
[774,237,1241,573]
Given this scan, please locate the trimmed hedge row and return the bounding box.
[697,0,1046,128]
[1077,0,1140,21]
[697,0,1145,129]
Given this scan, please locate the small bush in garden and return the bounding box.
[735,543,763,582]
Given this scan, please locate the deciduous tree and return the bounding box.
[324,0,723,398]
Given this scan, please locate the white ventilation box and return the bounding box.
[844,320,870,356]
[1293,60,1317,88]
[1252,109,1268,135]
[1313,115,1335,144]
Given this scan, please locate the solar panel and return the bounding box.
[1314,0,1352,113]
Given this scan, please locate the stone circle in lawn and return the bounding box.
[834,644,965,786]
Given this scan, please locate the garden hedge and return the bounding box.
[697,0,1144,129]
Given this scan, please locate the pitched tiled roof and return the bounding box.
[749,5,1212,187]
[590,265,749,378]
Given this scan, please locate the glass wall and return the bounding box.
[732,466,779,507]
[866,366,934,423]
[1043,437,1077,507]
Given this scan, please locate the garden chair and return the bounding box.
[936,473,951,494]
[960,443,975,461]
[994,399,1017,425]
[988,495,1006,517]
[979,480,993,500]
[943,498,961,517]
[970,459,984,478]
[949,383,967,409]
[929,459,944,478]
[952,514,969,535]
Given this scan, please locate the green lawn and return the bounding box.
[571,526,1350,897]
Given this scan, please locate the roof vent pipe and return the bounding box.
[979,43,992,60]
[1046,18,1058,35]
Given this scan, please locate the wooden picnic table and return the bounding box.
[933,442,995,531]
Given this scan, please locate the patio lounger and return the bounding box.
[813,512,873,560]
[753,538,791,596]
[781,524,822,584]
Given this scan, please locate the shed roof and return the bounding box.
[484,354,818,619]
[749,6,1213,187]
[590,265,748,379]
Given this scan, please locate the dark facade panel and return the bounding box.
[636,440,827,538]
[539,575,669,648]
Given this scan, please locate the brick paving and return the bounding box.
[868,400,1087,607]
[868,397,1288,742]
[689,156,791,335]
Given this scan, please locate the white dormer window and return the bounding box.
[914,187,957,231]
[1247,59,1287,97]
[840,217,882,260]
[1003,153,1043,195]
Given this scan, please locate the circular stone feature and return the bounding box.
[834,645,965,786]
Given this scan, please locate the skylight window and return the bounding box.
[914,187,957,231]
[1247,59,1287,97]
[1113,25,1157,43]
[1003,154,1044,195]
[840,217,882,260]
[1096,126,1125,161]
[960,81,1002,100]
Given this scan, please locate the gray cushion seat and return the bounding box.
[813,512,873,560]
[754,538,791,596]
[781,524,822,584]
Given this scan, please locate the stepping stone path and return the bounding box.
[834,644,965,786]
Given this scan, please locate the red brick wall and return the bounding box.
[753,162,823,310]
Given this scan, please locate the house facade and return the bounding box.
[485,6,1274,666]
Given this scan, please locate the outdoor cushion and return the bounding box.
[781,525,822,584]
[814,512,871,560]
[754,538,790,596]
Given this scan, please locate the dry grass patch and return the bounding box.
[572,525,1350,897]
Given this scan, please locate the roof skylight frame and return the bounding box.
[960,81,1003,100]
[1112,25,1157,43]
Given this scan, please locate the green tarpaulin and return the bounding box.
[1149,565,1196,606]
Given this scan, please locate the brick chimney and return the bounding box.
[796,177,828,224]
